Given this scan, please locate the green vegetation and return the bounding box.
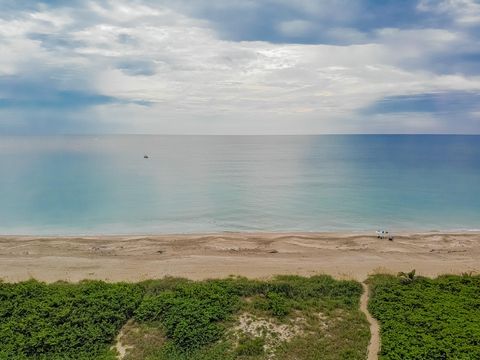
[128,275,369,359]
[0,276,369,359]
[0,280,143,360]
[135,281,239,350]
[235,337,265,357]
[4,273,479,359]
[368,273,480,360]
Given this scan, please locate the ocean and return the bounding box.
[0,135,479,235]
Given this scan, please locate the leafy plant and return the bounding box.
[265,292,290,317]
[0,275,369,359]
[0,280,143,360]
[368,274,480,359]
[135,281,239,352]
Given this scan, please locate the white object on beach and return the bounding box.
[376,230,389,239]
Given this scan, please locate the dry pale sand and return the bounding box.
[0,232,479,283]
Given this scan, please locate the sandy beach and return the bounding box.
[0,232,478,283]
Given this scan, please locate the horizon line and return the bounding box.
[1,133,479,136]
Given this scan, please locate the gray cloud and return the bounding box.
[0,0,480,134]
[362,92,480,115]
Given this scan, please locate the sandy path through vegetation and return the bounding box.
[361,282,380,360]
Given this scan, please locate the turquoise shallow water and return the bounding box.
[0,135,479,235]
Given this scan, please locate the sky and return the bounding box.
[1,0,480,134]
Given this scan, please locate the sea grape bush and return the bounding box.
[0,280,143,360]
[135,281,239,351]
[0,275,366,359]
[265,291,290,317]
[368,274,480,360]
[134,275,363,355]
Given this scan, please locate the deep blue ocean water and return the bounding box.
[0,135,479,235]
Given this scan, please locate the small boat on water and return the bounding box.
[144,155,149,159]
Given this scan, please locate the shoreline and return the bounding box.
[3,228,480,237]
[1,231,479,283]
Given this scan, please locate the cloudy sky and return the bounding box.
[1,0,480,134]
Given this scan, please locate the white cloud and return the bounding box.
[1,0,480,134]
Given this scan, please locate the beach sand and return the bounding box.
[0,232,478,282]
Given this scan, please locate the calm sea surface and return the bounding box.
[0,135,479,235]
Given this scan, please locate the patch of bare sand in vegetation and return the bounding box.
[232,312,306,357]
[316,312,329,330]
[111,320,165,360]
[112,320,135,359]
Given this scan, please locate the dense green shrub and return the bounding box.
[265,292,290,317]
[368,274,480,360]
[133,275,366,358]
[135,281,239,351]
[0,275,367,359]
[0,280,144,360]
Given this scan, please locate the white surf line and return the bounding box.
[360,282,380,360]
